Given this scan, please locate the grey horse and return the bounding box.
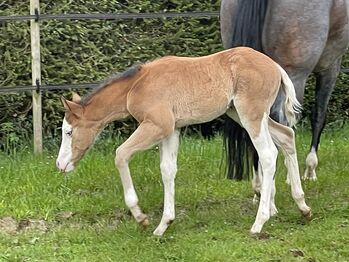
[220,0,349,182]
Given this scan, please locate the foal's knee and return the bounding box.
[115,148,128,168]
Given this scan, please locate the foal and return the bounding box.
[56,47,311,235]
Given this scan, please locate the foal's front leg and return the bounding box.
[115,121,169,226]
[153,130,180,236]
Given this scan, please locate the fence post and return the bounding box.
[30,0,42,153]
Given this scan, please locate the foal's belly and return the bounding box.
[173,96,231,128]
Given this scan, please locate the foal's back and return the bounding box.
[127,47,281,127]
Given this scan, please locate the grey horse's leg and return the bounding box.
[304,58,342,180]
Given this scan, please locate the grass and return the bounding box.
[0,126,348,261]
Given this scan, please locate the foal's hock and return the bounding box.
[56,47,311,235]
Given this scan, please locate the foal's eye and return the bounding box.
[66,130,72,137]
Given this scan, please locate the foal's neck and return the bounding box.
[83,78,133,126]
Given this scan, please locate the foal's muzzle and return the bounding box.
[56,160,74,173]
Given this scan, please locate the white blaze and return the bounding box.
[56,118,74,172]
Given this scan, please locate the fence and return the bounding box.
[0,0,220,153]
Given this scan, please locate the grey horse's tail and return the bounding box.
[229,0,268,50]
[224,0,269,180]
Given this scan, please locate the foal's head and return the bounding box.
[56,93,100,172]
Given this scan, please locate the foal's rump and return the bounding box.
[226,51,300,138]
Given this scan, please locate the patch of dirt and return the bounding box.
[253,231,272,240]
[113,209,129,221]
[18,219,48,233]
[0,209,131,235]
[55,211,75,222]
[0,217,18,234]
[289,248,305,257]
[0,217,48,235]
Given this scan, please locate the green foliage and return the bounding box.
[0,0,348,149]
[0,0,221,149]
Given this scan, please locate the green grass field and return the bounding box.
[0,126,348,261]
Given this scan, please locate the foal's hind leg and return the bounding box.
[268,118,312,218]
[250,117,277,234]
[115,120,174,226]
[153,130,180,236]
[252,162,278,217]
[236,112,278,234]
[226,108,276,214]
[304,58,342,181]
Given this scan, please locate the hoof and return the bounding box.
[250,224,262,235]
[153,224,168,236]
[302,208,313,220]
[304,151,318,181]
[136,213,149,227]
[140,217,150,227]
[252,194,260,205]
[303,170,317,181]
[153,228,164,236]
[270,206,278,217]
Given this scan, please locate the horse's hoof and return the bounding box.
[302,208,313,220]
[140,217,150,227]
[270,206,278,217]
[153,228,164,236]
[153,224,168,236]
[304,152,318,181]
[136,213,150,227]
[303,169,317,181]
[252,194,260,205]
[250,224,262,235]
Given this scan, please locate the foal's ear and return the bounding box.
[72,92,81,103]
[61,97,84,118]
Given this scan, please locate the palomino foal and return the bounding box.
[56,47,311,236]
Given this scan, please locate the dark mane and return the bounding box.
[80,64,142,105]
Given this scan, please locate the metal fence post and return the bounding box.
[30,0,42,153]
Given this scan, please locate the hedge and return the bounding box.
[0,0,348,150]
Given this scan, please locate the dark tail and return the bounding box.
[229,0,268,50]
[224,0,269,180]
[224,117,259,180]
